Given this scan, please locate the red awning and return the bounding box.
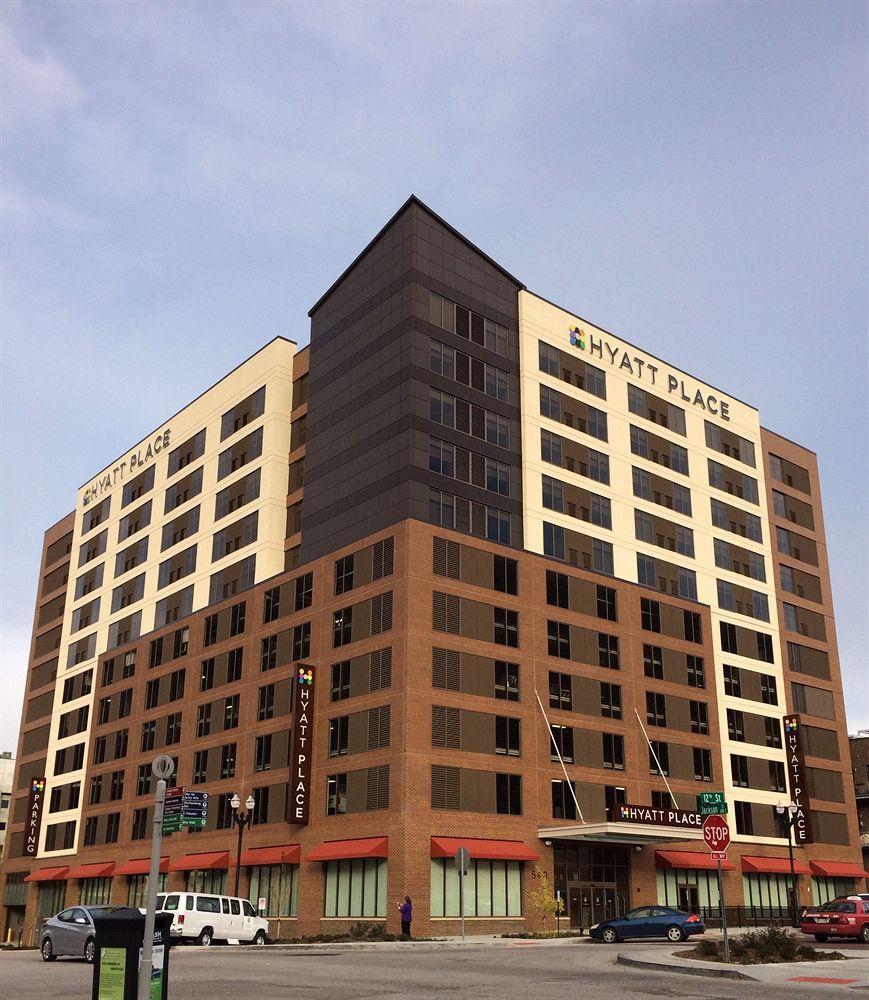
[430,837,540,862]
[65,862,115,880]
[742,855,812,875]
[169,851,229,872]
[305,837,388,862]
[240,845,301,867]
[656,850,735,871]
[23,866,69,883]
[114,858,169,876]
[810,861,869,878]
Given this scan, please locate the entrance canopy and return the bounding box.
[539,822,704,846]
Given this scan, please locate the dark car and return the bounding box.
[40,905,117,962]
[589,905,705,944]
[800,897,869,943]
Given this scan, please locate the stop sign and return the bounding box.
[703,814,731,852]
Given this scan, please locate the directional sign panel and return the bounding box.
[698,792,726,805]
[700,803,729,816]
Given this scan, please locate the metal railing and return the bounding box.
[699,905,793,928]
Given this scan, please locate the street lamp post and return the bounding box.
[776,801,800,928]
[231,793,255,897]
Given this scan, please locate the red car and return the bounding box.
[800,897,869,943]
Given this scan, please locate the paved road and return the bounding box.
[2,940,867,999]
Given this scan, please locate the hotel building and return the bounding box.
[1,197,864,944]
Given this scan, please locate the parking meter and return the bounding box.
[90,907,172,1000]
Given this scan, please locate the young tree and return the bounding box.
[529,868,564,931]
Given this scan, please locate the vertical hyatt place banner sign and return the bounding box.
[289,665,315,824]
[783,714,813,845]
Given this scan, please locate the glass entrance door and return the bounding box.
[677,885,699,913]
[570,885,618,930]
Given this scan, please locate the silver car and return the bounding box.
[40,905,112,962]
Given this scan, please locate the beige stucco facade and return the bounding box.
[518,291,788,845]
[40,337,296,857]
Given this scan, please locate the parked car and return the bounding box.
[800,897,869,943]
[146,892,269,946]
[40,905,116,962]
[590,905,705,944]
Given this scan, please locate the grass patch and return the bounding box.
[501,931,584,939]
[681,926,846,965]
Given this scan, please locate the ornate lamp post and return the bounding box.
[776,801,800,927]
[230,793,255,897]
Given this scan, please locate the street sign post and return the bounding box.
[703,814,731,964]
[454,847,471,942]
[139,754,175,1000]
[699,792,728,816]
[161,786,184,835]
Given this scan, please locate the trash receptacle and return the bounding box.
[90,906,172,1000]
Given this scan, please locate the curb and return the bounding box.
[616,952,757,981]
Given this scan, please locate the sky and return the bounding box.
[1,0,867,749]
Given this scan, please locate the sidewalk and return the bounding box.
[616,944,869,988]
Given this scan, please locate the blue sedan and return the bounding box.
[590,905,705,943]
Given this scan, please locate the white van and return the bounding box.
[151,892,269,946]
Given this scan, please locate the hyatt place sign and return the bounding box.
[570,326,733,422]
[81,429,172,508]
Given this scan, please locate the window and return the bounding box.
[539,384,561,421]
[110,769,125,801]
[649,740,669,776]
[684,611,702,643]
[196,703,211,738]
[89,775,102,804]
[735,800,753,836]
[256,684,275,722]
[678,568,697,600]
[229,601,246,636]
[430,340,455,379]
[335,555,354,595]
[552,779,577,820]
[331,662,351,702]
[549,671,572,711]
[223,695,240,730]
[600,682,621,719]
[589,494,611,529]
[769,760,786,792]
[165,712,182,745]
[547,621,570,659]
[493,608,518,647]
[329,716,349,757]
[495,716,521,756]
[493,556,518,595]
[131,808,148,841]
[598,633,619,669]
[673,483,692,515]
[586,406,607,441]
[486,412,509,448]
[495,773,522,815]
[485,507,510,544]
[486,459,510,496]
[323,857,387,918]
[136,765,151,797]
[731,754,749,787]
[141,720,156,752]
[220,743,237,780]
[646,691,667,727]
[105,813,120,844]
[494,661,519,701]
[540,429,562,466]
[640,598,661,633]
[637,553,656,587]
[263,586,280,623]
[169,668,185,701]
[764,716,782,749]
[193,750,208,784]
[690,701,709,735]
[635,510,654,543]
[593,538,613,575]
[542,475,563,512]
[588,449,610,484]
[604,785,627,821]
[596,585,617,621]
[292,622,311,659]
[538,340,560,376]
[651,790,673,810]
[693,747,712,781]
[670,443,689,475]
[630,425,648,458]
[254,734,272,772]
[643,644,663,679]
[429,388,455,428]
[632,466,652,500]
[333,607,352,647]
[761,674,777,705]
[727,709,745,742]
[603,733,625,770]
[676,525,694,557]
[543,522,565,560]
[546,571,568,609]
[326,773,347,816]
[227,648,243,682]
[721,621,738,653]
[717,579,734,611]
[294,572,313,611]
[686,655,705,688]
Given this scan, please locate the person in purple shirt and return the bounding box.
[397,895,413,937]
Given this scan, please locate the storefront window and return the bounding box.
[37,882,66,920]
[127,874,168,908]
[742,873,793,914]
[429,859,522,917]
[80,877,113,905]
[811,876,854,906]
[186,869,227,894]
[248,865,299,917]
[323,859,386,918]
[656,868,720,911]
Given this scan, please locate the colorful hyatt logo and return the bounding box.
[569,326,585,350]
